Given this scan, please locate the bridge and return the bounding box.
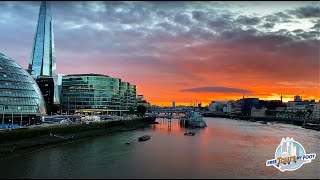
[150,108,192,114]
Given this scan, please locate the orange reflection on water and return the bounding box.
[152,118,185,134]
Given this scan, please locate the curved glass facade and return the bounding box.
[61,74,137,115]
[0,53,46,125]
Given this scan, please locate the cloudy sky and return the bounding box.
[0,1,319,106]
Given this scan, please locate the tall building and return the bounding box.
[0,53,46,127]
[242,98,259,116]
[294,95,302,102]
[137,95,150,108]
[36,76,54,107]
[28,1,59,104]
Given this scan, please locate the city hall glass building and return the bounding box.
[0,53,46,126]
[61,74,137,115]
[28,1,59,104]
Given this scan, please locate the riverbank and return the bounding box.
[0,117,156,159]
[202,113,320,131]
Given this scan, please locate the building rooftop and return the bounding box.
[64,73,110,78]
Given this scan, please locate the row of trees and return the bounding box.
[128,105,150,117]
[264,109,314,119]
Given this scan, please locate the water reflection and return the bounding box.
[0,117,319,179]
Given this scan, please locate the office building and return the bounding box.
[28,1,59,104]
[0,53,46,127]
[60,74,141,116]
[242,98,259,116]
[36,76,54,106]
[137,95,150,108]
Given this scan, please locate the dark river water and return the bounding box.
[0,117,319,179]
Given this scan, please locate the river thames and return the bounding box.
[0,117,319,179]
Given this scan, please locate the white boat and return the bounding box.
[182,110,207,128]
[184,131,195,136]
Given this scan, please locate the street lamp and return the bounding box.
[8,119,11,129]
[18,107,22,126]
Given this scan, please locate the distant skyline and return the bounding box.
[0,1,319,106]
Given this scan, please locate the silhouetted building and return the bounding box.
[268,100,284,110]
[259,100,284,110]
[36,76,54,106]
[294,95,302,102]
[242,98,259,116]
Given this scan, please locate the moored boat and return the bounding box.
[183,110,207,128]
[184,131,195,136]
[138,135,151,141]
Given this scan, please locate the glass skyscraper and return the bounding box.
[28,1,59,103]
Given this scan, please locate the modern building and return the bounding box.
[172,101,175,108]
[241,98,259,116]
[137,95,150,108]
[128,84,137,109]
[119,81,130,110]
[230,100,242,115]
[36,76,54,107]
[312,102,320,120]
[223,102,232,114]
[60,74,140,116]
[28,1,59,104]
[208,101,226,115]
[0,53,46,127]
[251,107,267,117]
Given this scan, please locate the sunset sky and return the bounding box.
[0,1,319,106]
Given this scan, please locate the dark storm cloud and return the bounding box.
[207,18,235,32]
[180,87,252,94]
[311,22,320,29]
[262,22,275,29]
[287,5,320,18]
[174,13,192,25]
[274,12,293,20]
[293,30,319,40]
[262,12,294,25]
[292,29,304,34]
[236,15,261,25]
[192,10,207,21]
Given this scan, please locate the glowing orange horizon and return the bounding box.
[144,92,320,107]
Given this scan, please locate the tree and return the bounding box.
[45,103,60,115]
[128,107,135,115]
[265,110,272,117]
[45,102,51,115]
[51,104,60,114]
[306,109,313,119]
[295,110,304,119]
[137,105,147,117]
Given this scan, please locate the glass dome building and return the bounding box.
[0,53,46,127]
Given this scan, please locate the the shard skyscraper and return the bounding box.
[29,1,59,104]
